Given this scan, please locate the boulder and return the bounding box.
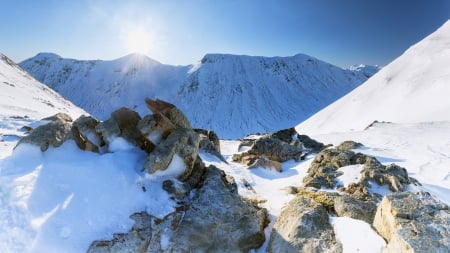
[168,165,268,252]
[335,140,363,151]
[248,155,282,172]
[334,195,377,224]
[71,115,104,153]
[96,107,153,152]
[194,128,227,163]
[143,128,200,181]
[373,192,450,253]
[297,134,329,153]
[15,113,73,151]
[268,196,342,253]
[145,98,191,129]
[137,113,175,145]
[87,212,152,253]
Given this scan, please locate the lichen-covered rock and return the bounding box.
[373,192,450,253]
[42,112,73,123]
[143,128,200,181]
[335,140,363,151]
[168,165,268,252]
[334,195,377,224]
[268,196,342,253]
[96,107,153,152]
[15,113,73,151]
[71,115,104,153]
[87,212,152,253]
[303,142,418,201]
[145,98,191,129]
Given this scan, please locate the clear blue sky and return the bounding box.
[1,0,448,67]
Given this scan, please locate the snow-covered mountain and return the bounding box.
[20,52,377,138]
[0,53,85,119]
[296,20,450,135]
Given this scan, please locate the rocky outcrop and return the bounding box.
[169,165,268,252]
[96,107,154,152]
[303,141,418,201]
[373,192,450,253]
[194,128,227,163]
[268,196,342,253]
[15,113,73,151]
[71,115,104,152]
[248,155,282,172]
[334,195,377,224]
[145,98,191,129]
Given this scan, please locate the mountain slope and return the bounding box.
[296,20,450,135]
[0,53,85,119]
[20,52,376,138]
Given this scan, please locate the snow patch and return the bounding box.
[336,164,363,188]
[146,154,186,180]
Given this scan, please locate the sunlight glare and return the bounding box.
[125,28,152,54]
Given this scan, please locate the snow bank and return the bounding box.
[0,141,176,253]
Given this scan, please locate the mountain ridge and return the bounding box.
[20,52,378,138]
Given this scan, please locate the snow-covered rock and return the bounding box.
[20,52,377,138]
[297,20,450,135]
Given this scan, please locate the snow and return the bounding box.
[335,164,363,188]
[146,154,186,180]
[330,217,386,253]
[0,141,176,253]
[297,20,450,135]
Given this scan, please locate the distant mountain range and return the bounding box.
[296,20,450,135]
[20,52,379,138]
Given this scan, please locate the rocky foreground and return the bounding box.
[15,99,449,253]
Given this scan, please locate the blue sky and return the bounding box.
[1,0,448,67]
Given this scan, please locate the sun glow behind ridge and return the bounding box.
[125,28,153,54]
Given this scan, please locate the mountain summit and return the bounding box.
[296,20,450,135]
[20,52,377,138]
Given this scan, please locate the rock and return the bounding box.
[71,115,104,153]
[297,134,329,153]
[42,112,73,122]
[96,107,153,152]
[335,140,363,151]
[194,128,227,163]
[15,113,73,151]
[248,155,282,172]
[373,192,450,253]
[145,98,191,129]
[169,165,268,252]
[87,212,152,253]
[233,136,303,164]
[143,128,200,181]
[137,113,175,145]
[266,127,298,143]
[268,196,342,253]
[334,195,377,224]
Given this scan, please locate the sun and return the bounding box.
[125,28,152,54]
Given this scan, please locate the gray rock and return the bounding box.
[335,140,363,151]
[334,195,377,224]
[96,107,154,152]
[71,115,104,153]
[143,128,200,182]
[145,98,191,129]
[268,196,342,253]
[137,113,175,145]
[248,155,282,172]
[42,112,73,123]
[87,212,152,253]
[169,165,268,252]
[297,134,329,153]
[373,192,450,253]
[194,128,227,163]
[15,114,73,151]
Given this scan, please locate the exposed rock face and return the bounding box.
[143,128,200,181]
[194,128,227,162]
[15,114,73,151]
[334,195,377,224]
[303,141,418,200]
[268,196,342,253]
[248,155,282,172]
[373,192,450,253]
[335,140,363,151]
[87,166,268,253]
[138,113,175,145]
[169,165,268,252]
[71,115,103,152]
